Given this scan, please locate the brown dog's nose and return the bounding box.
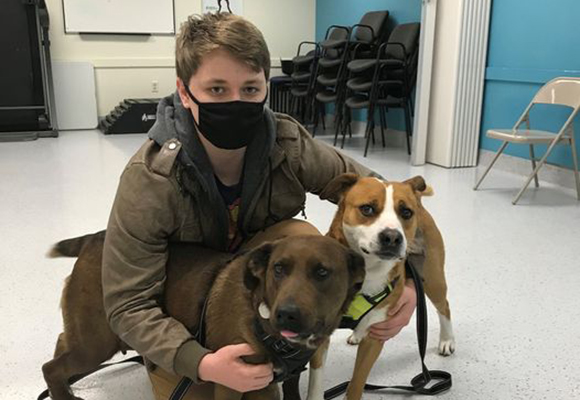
[276,303,303,333]
[378,229,403,251]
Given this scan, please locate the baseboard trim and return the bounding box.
[477,149,579,190]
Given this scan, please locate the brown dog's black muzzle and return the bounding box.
[275,302,304,334]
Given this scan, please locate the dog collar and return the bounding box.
[341,276,400,330]
[253,318,316,383]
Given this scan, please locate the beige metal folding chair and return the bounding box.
[474,77,580,204]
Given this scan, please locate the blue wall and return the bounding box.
[315,0,422,129]
[480,0,580,169]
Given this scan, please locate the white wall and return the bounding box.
[425,0,491,168]
[46,0,315,116]
[425,0,462,166]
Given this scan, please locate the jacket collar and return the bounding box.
[148,92,281,250]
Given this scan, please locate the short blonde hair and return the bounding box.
[176,13,271,82]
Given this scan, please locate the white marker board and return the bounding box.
[62,0,175,35]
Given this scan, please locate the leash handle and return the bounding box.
[323,262,452,399]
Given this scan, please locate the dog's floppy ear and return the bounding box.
[243,242,274,291]
[340,249,366,313]
[320,173,360,203]
[346,249,366,297]
[404,175,434,197]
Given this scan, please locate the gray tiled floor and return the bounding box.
[1,129,579,399]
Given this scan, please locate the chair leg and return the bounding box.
[348,109,353,138]
[529,145,540,188]
[370,118,376,146]
[300,98,306,123]
[474,141,509,190]
[290,96,297,118]
[512,139,562,205]
[312,102,319,137]
[379,106,386,148]
[333,109,343,147]
[341,108,351,149]
[569,134,580,200]
[321,102,327,131]
[363,120,373,157]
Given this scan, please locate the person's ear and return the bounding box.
[176,78,192,110]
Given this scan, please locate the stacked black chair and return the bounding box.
[349,11,390,59]
[312,25,352,140]
[343,22,420,156]
[289,42,320,132]
[332,10,390,145]
[268,59,294,115]
[313,11,390,142]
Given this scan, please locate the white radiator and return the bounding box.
[449,0,492,167]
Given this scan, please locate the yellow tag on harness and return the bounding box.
[344,282,394,322]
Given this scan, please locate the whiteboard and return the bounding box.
[63,0,175,35]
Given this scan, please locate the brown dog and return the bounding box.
[41,231,365,400]
[304,174,455,400]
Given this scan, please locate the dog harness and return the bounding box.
[167,299,315,400]
[253,318,316,383]
[340,276,400,330]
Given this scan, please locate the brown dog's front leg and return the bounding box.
[282,375,301,400]
[214,384,243,400]
[346,337,384,400]
[243,384,280,400]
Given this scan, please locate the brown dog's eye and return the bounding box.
[400,207,413,220]
[359,204,374,217]
[315,266,330,280]
[274,263,284,278]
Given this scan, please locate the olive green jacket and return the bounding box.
[102,92,376,383]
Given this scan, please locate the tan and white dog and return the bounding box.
[306,174,455,400]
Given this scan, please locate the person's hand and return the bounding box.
[198,343,273,392]
[369,279,417,341]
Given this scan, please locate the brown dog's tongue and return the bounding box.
[280,330,299,338]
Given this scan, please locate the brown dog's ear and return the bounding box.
[243,242,274,291]
[347,250,365,296]
[404,175,434,196]
[319,173,360,203]
[340,249,366,313]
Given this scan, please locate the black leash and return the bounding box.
[37,355,144,400]
[323,262,452,399]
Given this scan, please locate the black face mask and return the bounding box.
[183,82,267,150]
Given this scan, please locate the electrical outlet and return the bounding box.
[151,80,159,93]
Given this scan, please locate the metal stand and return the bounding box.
[0,0,58,142]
